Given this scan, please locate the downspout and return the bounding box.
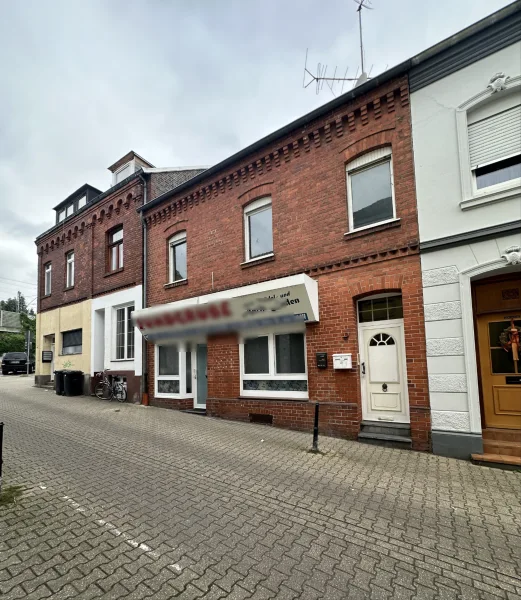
[138,173,149,405]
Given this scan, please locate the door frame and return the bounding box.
[193,343,208,409]
[50,341,55,381]
[358,318,410,423]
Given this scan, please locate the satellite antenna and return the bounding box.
[303,0,374,96]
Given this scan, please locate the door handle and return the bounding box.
[361,362,365,375]
[193,368,197,380]
[382,383,388,392]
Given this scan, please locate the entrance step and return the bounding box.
[180,408,207,416]
[358,422,412,450]
[482,428,521,443]
[358,432,412,450]
[483,440,521,458]
[471,453,521,470]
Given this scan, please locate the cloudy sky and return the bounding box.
[0,0,513,307]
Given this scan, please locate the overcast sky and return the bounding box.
[0,0,513,307]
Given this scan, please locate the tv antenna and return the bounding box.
[303,0,375,96]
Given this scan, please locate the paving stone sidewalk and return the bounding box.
[1,375,520,599]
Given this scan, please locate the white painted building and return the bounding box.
[410,3,521,458]
[91,286,143,403]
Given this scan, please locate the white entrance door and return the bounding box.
[50,343,55,382]
[359,321,409,423]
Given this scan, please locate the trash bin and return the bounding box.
[63,370,84,397]
[54,370,66,395]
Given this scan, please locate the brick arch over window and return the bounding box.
[341,128,395,164]
[163,219,189,235]
[238,182,274,208]
[349,274,404,300]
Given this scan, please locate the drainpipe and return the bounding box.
[138,173,149,406]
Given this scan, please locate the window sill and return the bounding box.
[111,358,134,362]
[104,268,124,278]
[59,352,82,356]
[344,218,401,240]
[460,183,521,211]
[42,294,51,299]
[64,286,75,292]
[238,395,309,402]
[241,253,275,269]
[164,279,188,289]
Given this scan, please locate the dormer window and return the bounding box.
[66,204,74,218]
[78,196,87,209]
[58,209,65,222]
[115,163,132,184]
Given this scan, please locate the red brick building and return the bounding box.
[137,75,431,450]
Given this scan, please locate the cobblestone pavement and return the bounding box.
[1,376,520,599]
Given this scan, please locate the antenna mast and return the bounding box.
[303,0,374,96]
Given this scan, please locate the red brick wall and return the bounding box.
[143,76,431,450]
[37,178,144,312]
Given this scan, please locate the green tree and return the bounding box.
[0,291,31,314]
[0,332,25,354]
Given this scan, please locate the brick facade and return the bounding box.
[143,75,431,450]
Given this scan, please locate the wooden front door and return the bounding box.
[476,313,521,430]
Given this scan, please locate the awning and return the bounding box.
[132,274,319,342]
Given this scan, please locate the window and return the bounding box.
[347,147,395,231]
[115,305,134,360]
[58,210,65,223]
[169,232,187,282]
[66,203,74,218]
[78,196,87,209]
[44,263,52,295]
[241,328,307,397]
[358,295,403,323]
[62,329,82,355]
[108,226,123,272]
[457,80,521,208]
[155,342,193,396]
[115,163,132,184]
[244,197,273,261]
[66,251,74,288]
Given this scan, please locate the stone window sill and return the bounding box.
[344,218,401,240]
[460,183,521,211]
[104,268,124,278]
[64,286,74,292]
[240,253,275,269]
[42,294,51,299]
[164,279,188,289]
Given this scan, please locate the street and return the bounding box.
[1,376,520,600]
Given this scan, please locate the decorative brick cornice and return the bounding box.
[144,81,408,228]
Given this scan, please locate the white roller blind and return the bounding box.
[468,104,521,168]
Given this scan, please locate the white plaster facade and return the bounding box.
[91,285,142,377]
[411,42,521,447]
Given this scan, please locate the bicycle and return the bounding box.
[94,369,127,402]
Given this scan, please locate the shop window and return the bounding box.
[241,329,307,398]
[62,329,82,355]
[44,262,52,295]
[115,305,134,360]
[358,295,403,323]
[155,342,193,397]
[108,226,123,272]
[346,147,395,231]
[244,197,273,261]
[66,251,74,288]
[169,231,187,282]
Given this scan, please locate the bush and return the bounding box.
[0,333,25,355]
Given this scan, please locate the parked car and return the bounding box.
[1,352,34,375]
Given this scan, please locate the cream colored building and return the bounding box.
[35,300,92,394]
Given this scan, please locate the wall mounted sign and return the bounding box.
[316,352,328,369]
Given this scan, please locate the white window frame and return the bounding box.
[66,251,74,288]
[77,195,87,209]
[239,323,308,399]
[168,231,187,283]
[456,75,521,210]
[114,161,134,185]
[113,304,135,361]
[44,263,52,296]
[58,209,65,222]
[154,341,194,398]
[346,146,396,233]
[244,196,273,262]
[65,203,74,218]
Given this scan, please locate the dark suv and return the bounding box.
[2,352,34,375]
